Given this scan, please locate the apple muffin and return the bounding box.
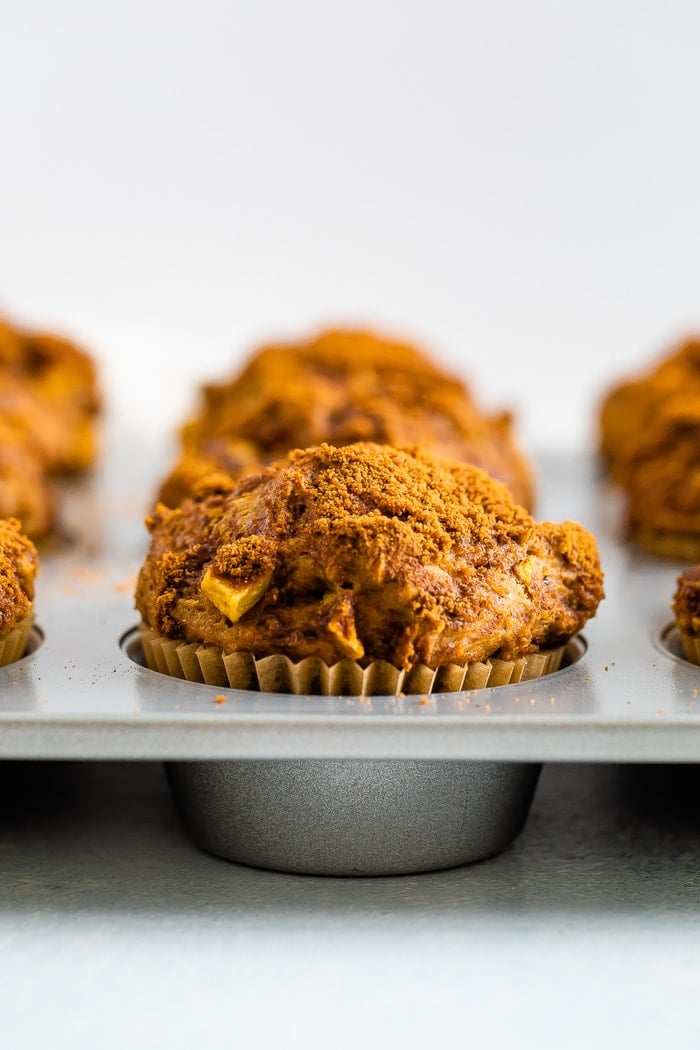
[137,442,603,695]
[0,315,100,473]
[0,311,100,538]
[158,328,534,510]
[600,337,700,559]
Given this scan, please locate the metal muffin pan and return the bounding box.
[1,433,699,874]
[165,758,541,876]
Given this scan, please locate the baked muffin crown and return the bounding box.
[138,443,603,670]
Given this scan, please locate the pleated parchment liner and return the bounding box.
[679,631,700,667]
[0,614,34,668]
[140,625,566,696]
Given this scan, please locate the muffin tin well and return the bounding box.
[1,434,699,874]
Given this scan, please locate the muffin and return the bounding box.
[0,311,100,538]
[158,328,534,509]
[137,443,603,695]
[599,337,700,558]
[672,566,700,663]
[0,315,100,473]
[0,418,55,539]
[0,517,39,665]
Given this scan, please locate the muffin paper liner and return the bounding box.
[0,614,34,667]
[139,625,566,696]
[679,631,700,666]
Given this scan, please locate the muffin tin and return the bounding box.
[1,432,699,874]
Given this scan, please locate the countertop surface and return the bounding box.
[3,759,700,1048]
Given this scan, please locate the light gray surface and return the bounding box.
[2,436,699,761]
[2,760,700,1048]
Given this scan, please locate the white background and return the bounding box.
[2,0,700,450]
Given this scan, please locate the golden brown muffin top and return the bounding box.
[187,328,465,446]
[673,566,700,637]
[160,327,533,508]
[0,316,98,406]
[137,443,602,670]
[0,517,38,638]
[599,338,700,548]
